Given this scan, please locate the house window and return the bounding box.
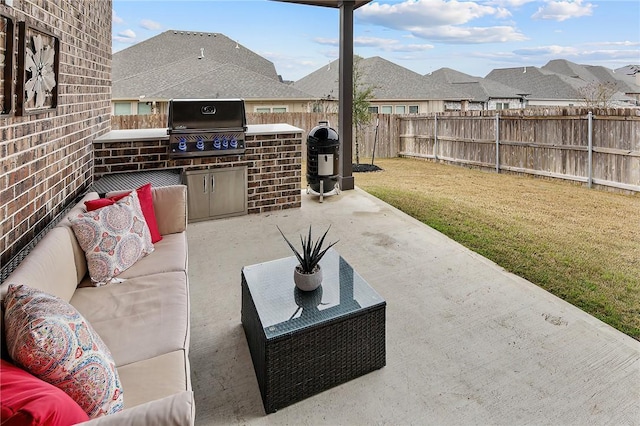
[272,107,287,113]
[114,102,132,115]
[138,102,152,115]
[409,105,419,113]
[496,102,510,110]
[381,105,392,114]
[256,107,271,113]
[368,106,379,113]
[395,105,406,114]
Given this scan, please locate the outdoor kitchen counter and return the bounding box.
[91,124,304,215]
[93,124,302,143]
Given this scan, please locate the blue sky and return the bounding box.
[112,0,640,81]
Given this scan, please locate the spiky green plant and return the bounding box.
[277,225,338,274]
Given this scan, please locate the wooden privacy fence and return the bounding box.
[110,112,398,160]
[110,108,639,192]
[398,108,640,192]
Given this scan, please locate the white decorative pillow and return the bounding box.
[3,284,124,418]
[69,191,154,286]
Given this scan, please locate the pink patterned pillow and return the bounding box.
[69,191,154,286]
[3,284,124,418]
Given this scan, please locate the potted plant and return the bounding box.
[277,225,338,291]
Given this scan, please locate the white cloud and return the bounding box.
[355,36,434,51]
[487,0,536,7]
[507,44,638,64]
[513,45,579,56]
[357,0,527,44]
[314,35,434,52]
[140,19,162,30]
[314,37,338,46]
[588,41,640,47]
[112,9,124,24]
[114,29,137,44]
[495,7,512,19]
[359,0,498,28]
[411,25,528,43]
[532,0,595,21]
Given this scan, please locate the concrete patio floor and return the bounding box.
[187,187,639,425]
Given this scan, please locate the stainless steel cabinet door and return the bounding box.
[185,170,210,221]
[210,167,247,218]
[184,167,247,222]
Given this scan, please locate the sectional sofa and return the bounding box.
[0,184,194,425]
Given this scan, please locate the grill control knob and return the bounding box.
[196,137,205,150]
[230,136,238,149]
[222,136,229,149]
[213,136,221,150]
[178,137,187,151]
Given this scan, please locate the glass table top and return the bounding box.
[242,249,385,339]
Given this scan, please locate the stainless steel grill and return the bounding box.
[167,98,247,158]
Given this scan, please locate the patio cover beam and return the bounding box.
[270,0,371,190]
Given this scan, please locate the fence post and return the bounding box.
[495,113,500,173]
[588,111,593,188]
[434,113,438,161]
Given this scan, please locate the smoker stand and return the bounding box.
[306,180,340,203]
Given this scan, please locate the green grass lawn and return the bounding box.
[352,157,640,340]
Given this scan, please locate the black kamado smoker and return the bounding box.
[306,121,340,202]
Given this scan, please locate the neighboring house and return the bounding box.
[615,65,640,88]
[293,56,472,114]
[428,68,526,111]
[486,60,638,107]
[542,59,640,105]
[112,30,316,115]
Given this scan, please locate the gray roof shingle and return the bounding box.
[294,56,467,100]
[113,30,314,100]
[485,66,585,99]
[429,68,523,101]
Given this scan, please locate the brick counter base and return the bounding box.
[93,131,302,214]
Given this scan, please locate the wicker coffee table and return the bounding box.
[241,249,386,413]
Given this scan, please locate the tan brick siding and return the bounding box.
[0,0,112,266]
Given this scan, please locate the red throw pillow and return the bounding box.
[0,359,90,425]
[85,182,163,243]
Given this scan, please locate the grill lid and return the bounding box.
[168,98,247,132]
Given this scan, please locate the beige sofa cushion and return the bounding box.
[116,232,187,279]
[117,350,190,409]
[70,271,189,367]
[55,192,100,283]
[152,185,187,235]
[106,185,187,236]
[80,390,194,426]
[2,227,80,302]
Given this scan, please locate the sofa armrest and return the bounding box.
[152,185,188,235]
[78,391,194,426]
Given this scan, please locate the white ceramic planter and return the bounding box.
[293,265,323,291]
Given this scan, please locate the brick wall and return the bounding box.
[0,0,112,266]
[93,131,303,213]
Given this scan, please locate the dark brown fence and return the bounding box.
[111,107,640,192]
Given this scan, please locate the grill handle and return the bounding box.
[203,175,207,194]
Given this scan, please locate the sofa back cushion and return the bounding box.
[105,184,187,236]
[151,185,187,235]
[1,226,80,303]
[54,191,101,283]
